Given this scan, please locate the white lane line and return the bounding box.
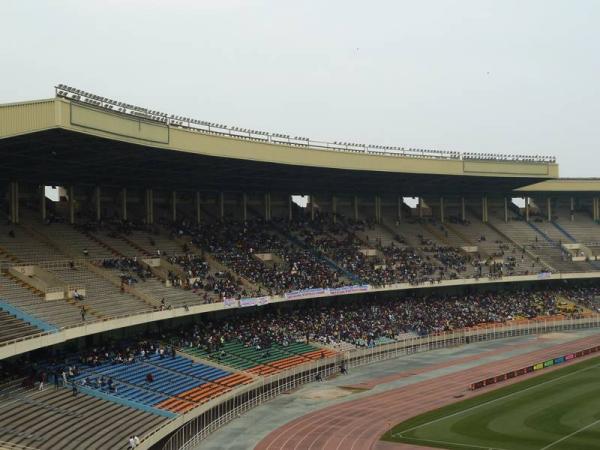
[398,435,511,450]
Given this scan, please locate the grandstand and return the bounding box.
[0,87,600,449]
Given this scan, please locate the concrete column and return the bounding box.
[195,191,201,224]
[504,197,508,223]
[40,186,46,221]
[264,193,271,221]
[547,197,552,222]
[481,196,488,223]
[69,185,75,224]
[172,191,177,222]
[397,196,403,222]
[95,186,102,221]
[332,195,337,224]
[570,197,575,222]
[525,197,530,222]
[311,194,316,221]
[353,196,359,221]
[9,181,19,224]
[218,192,224,220]
[594,198,599,222]
[121,188,127,221]
[439,197,445,223]
[418,198,423,219]
[461,197,466,222]
[288,195,293,221]
[145,189,153,225]
[242,193,247,222]
[375,195,382,224]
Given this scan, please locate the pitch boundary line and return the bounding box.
[539,417,600,450]
[396,435,511,450]
[393,361,600,438]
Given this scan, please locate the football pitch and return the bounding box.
[383,356,600,450]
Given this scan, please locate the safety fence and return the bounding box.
[145,315,600,450]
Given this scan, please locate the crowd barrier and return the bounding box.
[136,316,600,450]
[469,344,600,390]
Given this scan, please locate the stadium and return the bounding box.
[0,82,599,450]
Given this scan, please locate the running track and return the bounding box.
[256,334,600,450]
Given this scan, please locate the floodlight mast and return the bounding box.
[53,84,556,164]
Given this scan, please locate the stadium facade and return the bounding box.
[1,86,600,449]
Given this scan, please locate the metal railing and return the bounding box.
[54,84,556,164]
[150,316,600,450]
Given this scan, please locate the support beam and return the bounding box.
[9,182,19,224]
[40,186,46,222]
[353,196,359,221]
[375,195,382,224]
[311,194,316,221]
[461,197,466,222]
[418,197,423,219]
[264,193,271,221]
[481,196,488,223]
[397,196,402,222]
[172,191,177,222]
[525,197,530,222]
[242,193,247,222]
[570,197,575,222]
[218,192,225,220]
[195,191,201,225]
[95,186,101,222]
[121,188,127,221]
[439,197,445,223]
[69,186,75,224]
[332,195,337,224]
[547,197,552,222]
[288,195,293,221]
[504,197,508,223]
[145,189,153,225]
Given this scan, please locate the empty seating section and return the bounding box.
[0,310,41,341]
[74,353,251,414]
[0,386,164,450]
[50,264,154,317]
[181,340,335,376]
[0,273,82,327]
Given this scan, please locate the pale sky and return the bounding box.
[2,0,599,177]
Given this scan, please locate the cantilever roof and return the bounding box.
[0,96,559,194]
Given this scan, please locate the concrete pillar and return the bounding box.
[504,197,508,223]
[353,196,359,221]
[547,197,552,222]
[397,196,403,222]
[288,195,293,221]
[172,191,177,222]
[40,186,46,221]
[418,198,423,219]
[594,198,599,222]
[242,193,248,222]
[481,196,488,223]
[195,191,201,225]
[95,186,102,221]
[525,197,530,222]
[375,195,382,224]
[570,197,575,222]
[264,193,271,221]
[9,182,19,224]
[461,197,466,222]
[332,195,337,224]
[120,188,127,221]
[439,197,445,223]
[69,185,75,224]
[145,189,153,225]
[311,194,316,221]
[218,192,224,220]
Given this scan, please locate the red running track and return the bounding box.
[256,334,600,450]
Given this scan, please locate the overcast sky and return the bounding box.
[2,0,598,177]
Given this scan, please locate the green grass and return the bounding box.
[383,355,600,450]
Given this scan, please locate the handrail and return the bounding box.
[141,316,600,450]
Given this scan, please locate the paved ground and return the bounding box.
[195,329,600,450]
